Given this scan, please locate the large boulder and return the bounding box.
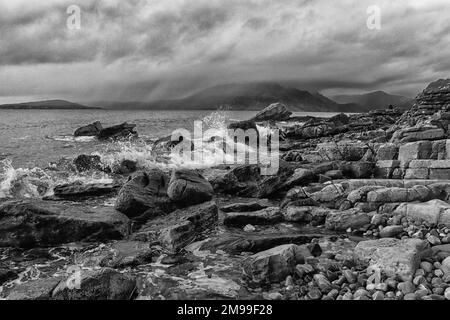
[115,170,175,219]
[98,122,138,140]
[251,103,292,122]
[74,121,103,137]
[0,200,130,248]
[167,169,214,206]
[354,238,430,281]
[211,162,295,198]
[243,244,310,283]
[132,201,218,252]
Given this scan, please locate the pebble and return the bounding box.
[433,287,444,295]
[296,264,314,277]
[403,293,417,300]
[413,275,426,286]
[434,269,444,277]
[342,292,353,300]
[385,278,398,290]
[327,289,339,300]
[342,269,357,284]
[415,289,429,299]
[420,261,433,273]
[353,289,369,299]
[285,276,294,290]
[445,287,450,300]
[307,288,322,300]
[414,268,425,277]
[313,274,334,293]
[427,235,441,245]
[385,292,396,299]
[265,292,283,300]
[374,283,388,292]
[372,291,384,300]
[398,281,416,295]
[380,226,404,238]
[243,224,256,232]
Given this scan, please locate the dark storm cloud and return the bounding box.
[0,0,450,102]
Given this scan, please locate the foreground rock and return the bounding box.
[243,244,311,283]
[132,201,218,252]
[52,268,137,300]
[115,170,176,220]
[167,169,214,207]
[354,238,430,281]
[0,200,130,248]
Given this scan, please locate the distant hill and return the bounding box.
[96,82,370,113]
[331,91,413,110]
[0,100,100,110]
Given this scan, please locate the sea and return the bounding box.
[0,109,340,199]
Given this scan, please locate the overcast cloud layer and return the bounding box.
[0,0,449,103]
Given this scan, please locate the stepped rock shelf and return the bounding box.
[3,80,450,300]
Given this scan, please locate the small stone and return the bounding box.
[307,288,322,300]
[433,287,444,295]
[372,291,385,300]
[243,224,256,232]
[265,292,283,300]
[404,293,417,300]
[374,283,388,292]
[296,264,314,277]
[442,236,450,244]
[398,281,416,294]
[413,275,426,286]
[385,278,398,290]
[428,294,446,300]
[415,289,429,299]
[354,289,369,299]
[313,274,334,293]
[342,269,357,284]
[427,235,442,246]
[342,292,353,300]
[380,225,404,238]
[415,268,426,277]
[386,291,396,299]
[285,275,294,288]
[435,269,444,277]
[445,287,450,300]
[327,289,339,299]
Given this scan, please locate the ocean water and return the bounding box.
[0,109,339,198]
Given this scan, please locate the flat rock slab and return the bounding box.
[220,200,271,213]
[354,238,430,281]
[0,200,130,248]
[200,233,323,254]
[132,201,218,252]
[4,277,63,300]
[223,207,283,227]
[74,241,156,268]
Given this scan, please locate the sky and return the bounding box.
[0,0,449,104]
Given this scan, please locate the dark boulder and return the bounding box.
[0,200,130,248]
[98,122,138,140]
[115,170,176,219]
[167,169,214,207]
[74,121,103,137]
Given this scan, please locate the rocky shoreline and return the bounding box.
[2,79,450,300]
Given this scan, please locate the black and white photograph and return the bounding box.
[1,0,450,311]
